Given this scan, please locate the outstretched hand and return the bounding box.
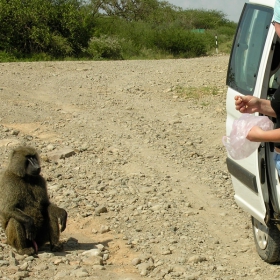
[246,125,264,142]
[235,95,260,113]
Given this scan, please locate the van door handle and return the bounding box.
[260,158,266,184]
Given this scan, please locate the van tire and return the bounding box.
[252,216,280,263]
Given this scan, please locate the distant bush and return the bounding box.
[0,51,17,62]
[0,0,94,59]
[154,27,208,57]
[48,34,74,57]
[217,26,236,37]
[0,0,237,61]
[87,35,123,60]
[94,17,156,49]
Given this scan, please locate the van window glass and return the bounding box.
[227,4,273,95]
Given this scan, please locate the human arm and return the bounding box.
[274,22,280,37]
[247,126,280,142]
[235,95,276,117]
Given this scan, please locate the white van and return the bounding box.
[225,0,280,263]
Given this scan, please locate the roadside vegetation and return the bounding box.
[175,85,220,100]
[0,0,237,62]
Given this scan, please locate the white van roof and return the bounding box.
[249,0,275,8]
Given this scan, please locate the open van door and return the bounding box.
[226,2,274,225]
[225,1,280,263]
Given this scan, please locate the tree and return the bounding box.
[99,0,161,21]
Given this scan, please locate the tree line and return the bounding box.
[0,0,237,61]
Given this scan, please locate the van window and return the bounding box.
[227,4,273,95]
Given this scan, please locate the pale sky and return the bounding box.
[166,0,248,22]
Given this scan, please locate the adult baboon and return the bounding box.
[0,146,67,255]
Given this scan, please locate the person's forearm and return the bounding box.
[259,99,276,117]
[275,22,280,38]
[253,128,280,142]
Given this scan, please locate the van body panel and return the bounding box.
[234,191,267,222]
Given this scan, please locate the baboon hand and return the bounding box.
[25,218,35,240]
[58,208,67,232]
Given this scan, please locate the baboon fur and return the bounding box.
[0,146,67,255]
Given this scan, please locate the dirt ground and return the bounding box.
[0,55,280,280]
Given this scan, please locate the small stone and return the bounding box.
[188,255,207,263]
[95,206,108,215]
[82,249,102,257]
[132,258,141,266]
[83,255,104,265]
[100,225,110,233]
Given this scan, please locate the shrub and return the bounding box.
[48,34,73,57]
[216,26,236,37]
[87,35,123,60]
[155,27,208,57]
[0,51,17,62]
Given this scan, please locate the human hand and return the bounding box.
[235,95,260,113]
[246,126,264,142]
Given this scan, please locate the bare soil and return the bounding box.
[0,56,279,280]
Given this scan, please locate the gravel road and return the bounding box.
[0,56,279,280]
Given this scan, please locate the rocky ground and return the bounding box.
[0,56,279,280]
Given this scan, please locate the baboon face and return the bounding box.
[8,146,41,177]
[26,156,41,176]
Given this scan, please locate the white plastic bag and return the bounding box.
[222,114,274,160]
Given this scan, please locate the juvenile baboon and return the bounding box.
[0,146,67,255]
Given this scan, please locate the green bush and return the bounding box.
[118,39,141,59]
[87,35,123,60]
[155,27,208,57]
[94,17,156,49]
[0,0,237,61]
[0,51,17,62]
[216,26,236,37]
[0,0,93,59]
[49,34,74,57]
